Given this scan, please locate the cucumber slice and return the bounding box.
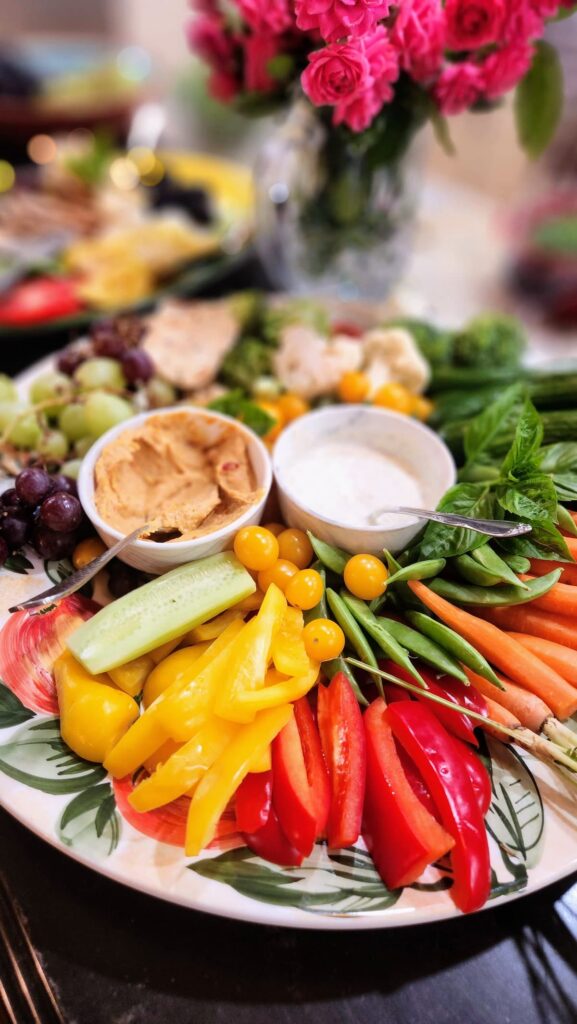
[67,552,255,674]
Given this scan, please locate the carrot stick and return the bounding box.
[530,559,577,587]
[483,696,521,732]
[507,632,577,687]
[465,667,551,733]
[518,574,577,617]
[475,605,577,651]
[407,580,577,720]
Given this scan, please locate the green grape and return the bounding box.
[29,371,72,419]
[84,391,134,437]
[38,429,69,462]
[59,403,89,442]
[74,358,126,393]
[8,414,42,450]
[75,435,96,457]
[61,458,82,480]
[146,377,177,408]
[0,400,25,430]
[0,374,17,402]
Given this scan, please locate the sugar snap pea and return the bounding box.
[407,611,504,688]
[327,588,379,674]
[500,553,531,574]
[307,532,348,575]
[383,558,447,587]
[471,545,528,588]
[557,504,577,539]
[376,616,469,684]
[429,569,562,606]
[454,553,502,587]
[340,591,427,688]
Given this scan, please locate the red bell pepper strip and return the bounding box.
[441,676,488,719]
[235,771,272,834]
[293,697,330,837]
[362,699,454,889]
[396,744,440,821]
[386,701,491,913]
[244,804,304,866]
[272,714,318,857]
[317,672,366,849]
[453,739,492,817]
[0,277,83,325]
[381,661,479,747]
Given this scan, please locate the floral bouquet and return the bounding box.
[186,0,575,294]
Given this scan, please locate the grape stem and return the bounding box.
[0,397,69,449]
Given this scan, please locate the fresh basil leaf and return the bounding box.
[515,41,564,159]
[501,523,571,562]
[501,399,543,478]
[207,391,275,437]
[418,484,497,559]
[539,442,577,501]
[463,384,524,469]
[497,471,558,525]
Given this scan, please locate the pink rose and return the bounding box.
[444,0,505,49]
[502,0,543,42]
[209,70,241,100]
[362,25,400,101]
[434,62,484,115]
[186,14,237,67]
[295,0,392,44]
[531,0,559,15]
[302,39,371,105]
[243,33,282,92]
[334,88,383,130]
[237,0,293,34]
[391,0,444,84]
[482,41,534,99]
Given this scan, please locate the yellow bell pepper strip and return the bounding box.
[186,608,246,644]
[129,718,239,812]
[144,738,182,774]
[214,584,287,723]
[104,621,244,778]
[185,705,293,855]
[55,651,139,763]
[142,642,212,707]
[149,637,183,665]
[230,664,320,716]
[248,745,272,773]
[155,637,241,741]
[237,591,264,612]
[271,608,310,677]
[109,654,155,697]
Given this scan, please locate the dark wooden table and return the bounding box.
[2,268,577,1024]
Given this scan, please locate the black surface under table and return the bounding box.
[2,807,577,1024]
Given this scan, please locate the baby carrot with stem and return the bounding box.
[407,580,577,720]
[478,605,577,651]
[507,632,577,687]
[345,658,577,779]
[518,575,577,617]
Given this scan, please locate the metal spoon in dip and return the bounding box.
[367,506,532,539]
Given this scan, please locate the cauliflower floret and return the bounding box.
[361,327,430,396]
[273,324,362,400]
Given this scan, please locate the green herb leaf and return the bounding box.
[207,390,275,437]
[501,399,543,478]
[539,442,577,501]
[496,472,558,525]
[515,41,564,158]
[418,483,496,559]
[463,384,524,469]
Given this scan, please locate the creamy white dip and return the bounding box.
[282,439,422,527]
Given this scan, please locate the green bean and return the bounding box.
[307,532,348,575]
[407,610,504,689]
[557,504,577,539]
[429,569,562,607]
[326,588,379,673]
[500,552,531,574]
[454,553,502,587]
[323,656,368,706]
[471,544,528,588]
[376,616,469,684]
[340,591,427,688]
[303,565,328,624]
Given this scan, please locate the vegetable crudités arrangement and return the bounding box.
[2,302,577,923]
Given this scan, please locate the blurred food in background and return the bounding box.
[508,192,577,330]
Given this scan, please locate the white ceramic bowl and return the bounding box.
[78,406,272,574]
[273,405,456,555]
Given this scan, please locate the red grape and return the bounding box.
[0,488,22,512]
[0,536,8,566]
[91,321,126,359]
[33,526,77,560]
[56,347,88,377]
[2,513,31,549]
[121,349,154,384]
[39,492,82,533]
[15,467,53,506]
[107,561,142,597]
[50,474,78,497]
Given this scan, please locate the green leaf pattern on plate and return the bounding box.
[58,783,121,857]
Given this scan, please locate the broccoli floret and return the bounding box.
[219,336,273,392]
[227,291,264,333]
[452,313,526,368]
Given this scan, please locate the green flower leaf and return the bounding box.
[0,681,36,729]
[58,782,120,857]
[480,735,545,870]
[0,718,106,794]
[515,41,564,159]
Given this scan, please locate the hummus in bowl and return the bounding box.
[78,407,272,574]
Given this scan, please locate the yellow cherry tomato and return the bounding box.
[234,526,279,571]
[257,558,299,593]
[72,537,107,569]
[277,528,314,570]
[412,395,434,421]
[344,553,388,600]
[277,393,310,423]
[302,619,345,661]
[285,568,324,610]
[373,382,414,415]
[338,371,370,404]
[263,521,285,537]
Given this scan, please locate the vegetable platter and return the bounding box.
[1,303,577,929]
